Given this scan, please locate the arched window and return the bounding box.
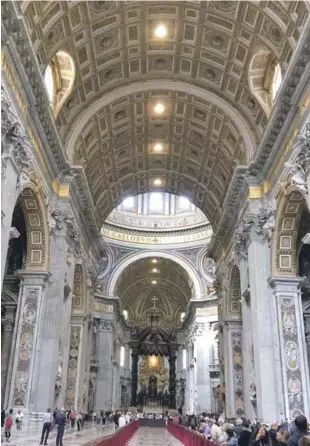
[272,63,282,101]
[44,64,54,105]
[44,51,75,118]
[248,48,282,116]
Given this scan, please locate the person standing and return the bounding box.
[69,409,76,428]
[287,416,309,446]
[76,412,82,432]
[1,409,6,428]
[238,421,252,446]
[15,410,23,431]
[53,408,58,423]
[40,408,53,445]
[4,409,13,442]
[55,409,66,446]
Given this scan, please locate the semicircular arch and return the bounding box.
[108,250,204,300]
[66,80,258,161]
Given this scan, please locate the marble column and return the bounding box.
[95,318,114,409]
[169,350,177,409]
[247,221,284,421]
[130,348,138,406]
[8,270,50,411]
[28,211,72,413]
[195,323,211,412]
[269,277,310,419]
[1,307,16,403]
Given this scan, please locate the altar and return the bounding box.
[129,325,179,408]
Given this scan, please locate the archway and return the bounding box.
[271,187,310,418]
[108,250,204,301]
[1,185,49,408]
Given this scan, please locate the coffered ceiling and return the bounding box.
[19,0,309,228]
[115,257,193,326]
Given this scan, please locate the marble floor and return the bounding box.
[1,421,115,446]
[128,427,183,446]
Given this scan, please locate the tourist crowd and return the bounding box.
[170,413,310,446]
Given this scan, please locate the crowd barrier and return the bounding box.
[93,420,140,446]
[168,422,218,446]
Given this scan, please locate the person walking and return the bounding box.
[40,408,53,445]
[4,409,13,442]
[55,409,66,446]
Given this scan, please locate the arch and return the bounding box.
[66,80,258,162]
[17,186,49,270]
[227,265,241,318]
[107,250,204,300]
[271,187,307,276]
[248,47,281,116]
[45,50,75,118]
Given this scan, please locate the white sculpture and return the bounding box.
[285,162,308,194]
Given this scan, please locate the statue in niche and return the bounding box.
[98,251,109,279]
[55,355,63,396]
[203,256,216,280]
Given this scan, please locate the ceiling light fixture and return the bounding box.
[152,268,158,273]
[152,259,158,264]
[154,103,165,114]
[154,142,164,152]
[153,178,162,186]
[152,280,157,285]
[154,24,168,38]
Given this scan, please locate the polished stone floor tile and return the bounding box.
[1,422,115,446]
[127,427,183,446]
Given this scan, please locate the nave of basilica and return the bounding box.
[1,1,310,444]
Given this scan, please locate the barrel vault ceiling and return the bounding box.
[114,257,193,326]
[19,1,309,228]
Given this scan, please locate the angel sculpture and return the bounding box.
[285,162,308,194]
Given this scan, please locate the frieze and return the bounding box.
[93,302,114,313]
[102,226,212,246]
[196,307,218,317]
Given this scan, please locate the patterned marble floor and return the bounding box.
[1,421,115,446]
[128,428,184,446]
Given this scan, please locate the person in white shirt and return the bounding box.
[16,410,23,431]
[119,414,126,428]
[125,412,131,424]
[40,408,53,445]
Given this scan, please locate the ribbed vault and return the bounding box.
[115,257,193,327]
